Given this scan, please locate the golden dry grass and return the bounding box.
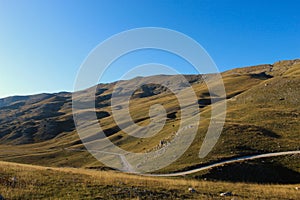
[0,59,299,191]
[0,161,299,199]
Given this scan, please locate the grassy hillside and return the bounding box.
[0,161,299,200]
[0,59,299,182]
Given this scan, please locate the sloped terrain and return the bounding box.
[0,59,299,182]
[0,161,299,200]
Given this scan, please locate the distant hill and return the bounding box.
[0,59,299,182]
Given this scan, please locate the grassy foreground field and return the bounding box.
[0,161,299,200]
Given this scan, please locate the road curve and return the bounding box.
[64,148,299,177]
[145,150,300,177]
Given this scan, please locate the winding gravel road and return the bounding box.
[65,148,300,177]
[147,150,300,177]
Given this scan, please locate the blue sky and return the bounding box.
[0,0,299,98]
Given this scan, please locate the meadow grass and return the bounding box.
[0,161,299,199]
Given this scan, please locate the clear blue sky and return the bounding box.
[0,0,299,98]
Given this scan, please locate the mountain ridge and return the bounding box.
[0,58,299,179]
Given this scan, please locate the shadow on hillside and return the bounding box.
[224,124,281,138]
[197,161,300,184]
[250,72,273,80]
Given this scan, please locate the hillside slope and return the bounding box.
[1,161,299,199]
[0,59,299,181]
